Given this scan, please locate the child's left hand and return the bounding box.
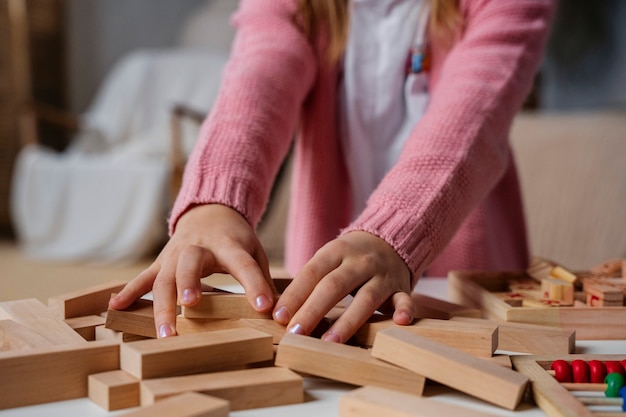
[272,230,414,343]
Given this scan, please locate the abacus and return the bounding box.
[512,354,626,417]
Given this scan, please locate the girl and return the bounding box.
[110,0,555,343]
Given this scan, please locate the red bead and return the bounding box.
[589,360,607,384]
[552,360,573,383]
[606,361,626,377]
[572,359,590,383]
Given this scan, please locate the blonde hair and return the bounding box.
[297,0,462,64]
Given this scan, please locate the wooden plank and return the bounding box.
[65,315,107,341]
[181,293,277,319]
[106,297,161,338]
[451,317,575,355]
[0,319,50,351]
[176,316,286,344]
[120,328,274,379]
[0,298,86,346]
[275,333,425,395]
[118,392,228,417]
[48,280,127,319]
[340,386,501,417]
[0,340,120,409]
[353,317,497,357]
[88,370,140,411]
[140,367,303,410]
[371,327,529,410]
[96,325,150,343]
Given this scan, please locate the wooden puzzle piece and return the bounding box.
[181,292,277,319]
[340,386,501,417]
[371,327,529,410]
[275,333,425,395]
[65,315,106,341]
[105,296,163,338]
[48,280,127,319]
[118,392,229,417]
[139,367,303,410]
[89,369,140,411]
[120,327,274,379]
[0,340,120,409]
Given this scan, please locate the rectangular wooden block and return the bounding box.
[66,315,107,341]
[340,386,501,417]
[118,392,228,417]
[120,327,274,379]
[48,280,127,319]
[353,317,497,357]
[181,293,277,319]
[0,298,87,346]
[106,297,161,338]
[140,367,303,410]
[96,325,150,343]
[176,316,286,344]
[275,333,425,395]
[371,327,529,410]
[0,340,120,409]
[412,292,481,319]
[89,369,140,411]
[451,316,575,355]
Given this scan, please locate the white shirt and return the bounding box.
[340,0,430,219]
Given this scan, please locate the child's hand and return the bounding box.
[108,204,275,338]
[272,231,414,343]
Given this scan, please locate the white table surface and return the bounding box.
[1,277,625,417]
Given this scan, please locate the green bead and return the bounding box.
[605,372,625,398]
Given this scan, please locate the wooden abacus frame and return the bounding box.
[512,354,626,417]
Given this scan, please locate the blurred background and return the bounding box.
[0,0,624,301]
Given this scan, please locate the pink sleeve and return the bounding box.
[168,0,317,234]
[344,0,556,281]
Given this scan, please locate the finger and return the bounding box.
[286,266,367,337]
[108,264,160,310]
[321,280,389,343]
[151,261,179,338]
[175,245,213,307]
[273,251,341,325]
[217,248,275,313]
[391,291,415,325]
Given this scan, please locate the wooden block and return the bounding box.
[0,298,87,346]
[412,292,481,319]
[371,327,529,410]
[106,297,162,338]
[590,258,624,277]
[176,316,286,344]
[549,266,578,284]
[181,292,277,319]
[353,317,497,357]
[541,278,574,305]
[0,319,50,351]
[528,257,557,281]
[275,333,425,395]
[583,279,624,305]
[96,325,150,342]
[340,386,501,417]
[89,370,140,411]
[48,280,127,319]
[451,317,575,355]
[0,340,120,409]
[140,367,303,410]
[118,392,228,417]
[65,315,107,341]
[120,328,274,379]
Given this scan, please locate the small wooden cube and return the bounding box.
[89,370,140,411]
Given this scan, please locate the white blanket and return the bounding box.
[11,48,228,262]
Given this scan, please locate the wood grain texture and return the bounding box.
[140,367,303,410]
[176,316,286,343]
[371,327,529,410]
[181,293,277,319]
[275,333,425,395]
[88,370,140,411]
[118,392,228,417]
[120,328,274,379]
[48,280,127,319]
[106,297,160,338]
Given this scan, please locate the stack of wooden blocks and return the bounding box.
[0,276,580,416]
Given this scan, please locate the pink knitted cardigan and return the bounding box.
[170,0,555,284]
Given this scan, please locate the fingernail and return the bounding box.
[181,288,199,305]
[273,306,291,323]
[287,323,304,335]
[255,295,272,311]
[159,323,176,338]
[322,331,342,343]
[396,311,411,324]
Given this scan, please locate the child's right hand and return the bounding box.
[108,204,276,337]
